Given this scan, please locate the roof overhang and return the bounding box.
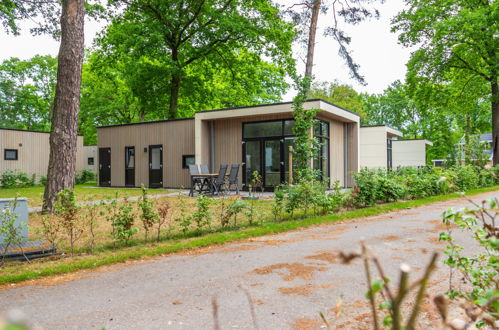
[195,99,359,123]
[393,139,433,146]
[360,125,403,138]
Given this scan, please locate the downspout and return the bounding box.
[210,121,215,172]
[344,123,348,188]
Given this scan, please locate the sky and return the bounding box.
[0,1,412,98]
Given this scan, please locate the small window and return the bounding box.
[125,147,135,169]
[182,155,195,169]
[4,149,18,160]
[88,157,94,165]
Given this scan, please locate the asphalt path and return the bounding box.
[1,190,497,329]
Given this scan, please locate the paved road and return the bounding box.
[1,191,497,329]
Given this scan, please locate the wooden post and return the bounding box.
[289,145,293,185]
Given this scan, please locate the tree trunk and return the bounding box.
[42,0,85,213]
[464,111,471,165]
[492,80,498,166]
[304,0,321,78]
[169,72,181,119]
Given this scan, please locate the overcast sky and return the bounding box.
[0,1,412,98]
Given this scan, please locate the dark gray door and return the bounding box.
[99,148,111,186]
[149,145,163,188]
[125,146,135,186]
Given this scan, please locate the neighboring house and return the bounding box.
[392,139,433,167]
[84,146,98,173]
[457,133,493,165]
[360,125,403,169]
[360,125,433,169]
[97,99,360,189]
[432,132,493,167]
[0,128,86,183]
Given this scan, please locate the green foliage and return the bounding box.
[440,198,498,326]
[138,185,159,242]
[98,0,295,119]
[271,187,285,221]
[108,197,138,245]
[0,56,56,131]
[0,199,26,266]
[353,166,499,207]
[309,80,366,118]
[0,170,36,188]
[392,0,497,165]
[291,76,319,182]
[174,195,191,234]
[54,189,83,256]
[191,194,212,230]
[75,169,96,185]
[220,199,250,228]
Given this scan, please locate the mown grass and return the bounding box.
[0,183,173,207]
[0,185,497,286]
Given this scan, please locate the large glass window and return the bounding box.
[387,139,393,169]
[283,120,295,136]
[314,120,330,180]
[243,121,283,138]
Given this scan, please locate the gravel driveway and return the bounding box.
[0,190,497,329]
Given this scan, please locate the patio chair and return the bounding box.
[227,164,240,194]
[212,164,228,195]
[188,164,203,197]
[200,164,210,174]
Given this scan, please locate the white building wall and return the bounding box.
[360,127,388,168]
[83,146,98,173]
[0,129,87,183]
[392,140,428,167]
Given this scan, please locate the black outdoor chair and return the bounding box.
[227,164,240,194]
[200,164,210,174]
[188,164,203,197]
[212,164,228,195]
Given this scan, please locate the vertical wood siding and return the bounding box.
[97,119,195,188]
[0,129,85,183]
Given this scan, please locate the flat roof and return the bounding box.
[98,99,360,129]
[360,125,403,138]
[0,127,84,137]
[393,139,433,146]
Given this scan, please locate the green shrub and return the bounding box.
[39,176,47,186]
[440,198,498,327]
[353,165,498,207]
[352,168,383,207]
[75,169,96,185]
[0,170,36,188]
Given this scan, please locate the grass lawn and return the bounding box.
[0,185,497,286]
[0,182,173,207]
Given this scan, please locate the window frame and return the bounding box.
[182,155,195,169]
[125,146,135,170]
[313,119,330,180]
[87,157,94,165]
[4,149,18,161]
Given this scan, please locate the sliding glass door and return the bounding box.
[242,118,329,190]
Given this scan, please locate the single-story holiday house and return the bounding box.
[96,99,360,190]
[360,125,433,169]
[432,132,493,167]
[0,128,87,183]
[392,139,433,167]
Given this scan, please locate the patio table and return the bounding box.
[190,173,231,195]
[190,173,218,195]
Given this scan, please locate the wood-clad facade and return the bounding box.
[0,128,85,183]
[97,99,360,189]
[97,119,195,188]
